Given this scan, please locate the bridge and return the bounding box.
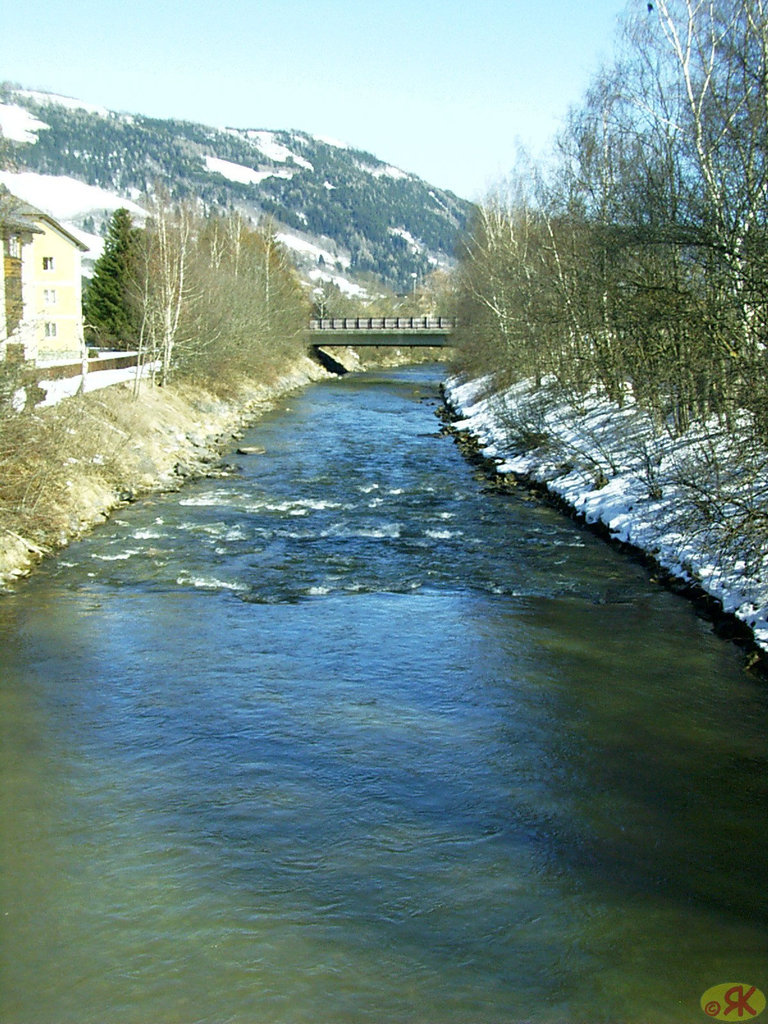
[309,316,455,348]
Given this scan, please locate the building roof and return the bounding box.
[0,188,43,235]
[0,187,89,250]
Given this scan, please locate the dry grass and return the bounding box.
[0,358,327,582]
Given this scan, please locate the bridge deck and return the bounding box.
[309,316,455,348]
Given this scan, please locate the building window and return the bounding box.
[44,289,57,305]
[44,322,57,338]
[8,236,21,258]
[42,256,55,271]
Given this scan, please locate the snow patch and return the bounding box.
[0,103,50,143]
[38,360,158,407]
[14,89,111,117]
[375,164,410,181]
[205,155,293,186]
[76,229,107,266]
[245,130,314,171]
[308,267,367,298]
[389,226,422,252]
[358,161,411,181]
[276,231,350,268]
[0,171,146,223]
[429,190,451,213]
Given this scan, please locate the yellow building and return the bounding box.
[1,191,88,364]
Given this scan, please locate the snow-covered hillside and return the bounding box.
[0,86,472,293]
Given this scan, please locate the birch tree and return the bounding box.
[139,193,194,385]
[632,0,768,423]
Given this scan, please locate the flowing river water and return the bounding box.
[0,364,766,1024]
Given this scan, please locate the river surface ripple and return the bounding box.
[1,365,766,1024]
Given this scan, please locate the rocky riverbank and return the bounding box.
[0,355,333,586]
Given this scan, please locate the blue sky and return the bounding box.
[1,0,631,200]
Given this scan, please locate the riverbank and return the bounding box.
[444,373,768,668]
[0,346,443,587]
[0,355,335,586]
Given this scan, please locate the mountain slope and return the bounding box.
[0,85,473,294]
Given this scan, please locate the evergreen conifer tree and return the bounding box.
[83,208,141,347]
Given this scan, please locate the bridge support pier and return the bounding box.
[310,346,349,376]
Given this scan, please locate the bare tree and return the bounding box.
[137,191,194,386]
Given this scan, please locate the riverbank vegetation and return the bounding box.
[84,198,309,387]
[450,0,768,644]
[0,199,319,580]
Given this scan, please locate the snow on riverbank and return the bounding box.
[37,360,159,406]
[445,374,768,654]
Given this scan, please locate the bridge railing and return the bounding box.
[309,316,456,331]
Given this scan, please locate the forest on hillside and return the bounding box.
[0,86,472,292]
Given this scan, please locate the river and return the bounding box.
[0,364,766,1024]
